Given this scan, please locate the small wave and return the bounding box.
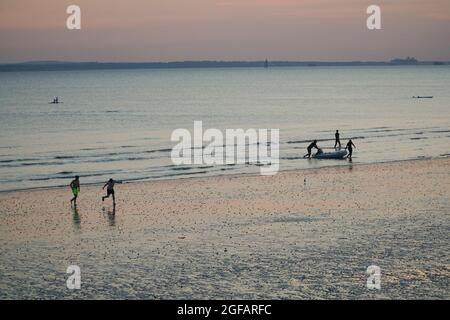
[26,170,119,182]
[287,140,310,144]
[80,147,106,151]
[286,137,353,144]
[0,157,39,163]
[172,166,194,171]
[20,161,66,166]
[431,130,450,133]
[29,177,53,181]
[145,148,172,153]
[163,171,207,178]
[281,156,304,160]
[57,171,73,175]
[171,165,214,171]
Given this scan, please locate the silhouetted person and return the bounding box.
[102,178,122,205]
[304,140,319,158]
[70,176,80,206]
[334,130,341,149]
[345,139,356,160]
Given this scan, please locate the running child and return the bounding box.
[102,178,122,205]
[70,176,80,206]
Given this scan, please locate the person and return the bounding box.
[304,140,319,158]
[55,96,59,104]
[345,139,356,160]
[70,176,80,206]
[102,178,121,205]
[334,130,341,149]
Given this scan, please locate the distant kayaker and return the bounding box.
[70,176,80,206]
[334,130,341,149]
[102,178,122,206]
[345,139,356,160]
[304,140,319,158]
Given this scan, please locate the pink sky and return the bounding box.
[0,0,449,63]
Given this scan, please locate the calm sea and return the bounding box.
[0,66,449,191]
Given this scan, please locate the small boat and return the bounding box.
[312,149,347,159]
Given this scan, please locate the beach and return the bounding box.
[0,157,449,299]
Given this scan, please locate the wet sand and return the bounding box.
[0,158,449,299]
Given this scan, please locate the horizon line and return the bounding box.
[2,57,450,65]
[1,58,448,72]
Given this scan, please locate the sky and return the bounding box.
[0,0,449,63]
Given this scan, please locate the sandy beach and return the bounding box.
[0,158,449,299]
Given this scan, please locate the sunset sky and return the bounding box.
[0,0,449,63]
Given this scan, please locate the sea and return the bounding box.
[1,66,449,192]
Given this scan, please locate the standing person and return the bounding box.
[102,178,121,205]
[334,130,341,149]
[304,140,319,158]
[345,139,356,160]
[70,176,80,206]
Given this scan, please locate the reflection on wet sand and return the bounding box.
[72,206,81,230]
[103,205,116,227]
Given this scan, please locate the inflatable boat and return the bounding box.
[312,149,347,159]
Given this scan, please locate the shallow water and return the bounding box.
[1,66,450,191]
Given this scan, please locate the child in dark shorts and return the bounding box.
[102,178,121,205]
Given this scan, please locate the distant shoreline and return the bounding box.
[0,59,448,72]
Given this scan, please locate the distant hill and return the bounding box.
[0,58,447,72]
[390,57,419,65]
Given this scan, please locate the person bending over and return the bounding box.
[304,140,319,158]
